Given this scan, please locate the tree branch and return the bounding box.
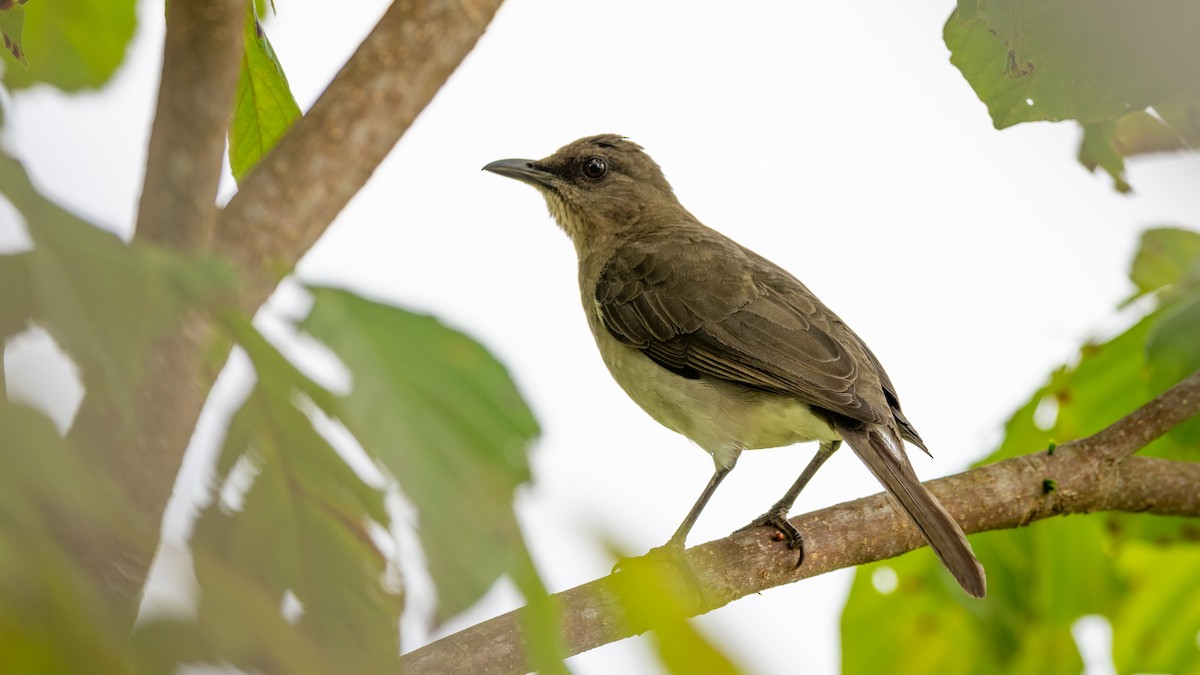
[67,0,244,627]
[215,0,504,311]
[67,0,506,626]
[400,370,1200,674]
[136,0,244,248]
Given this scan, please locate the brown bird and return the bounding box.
[484,134,985,597]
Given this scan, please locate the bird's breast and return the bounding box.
[585,306,840,469]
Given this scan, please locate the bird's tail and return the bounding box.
[837,424,986,598]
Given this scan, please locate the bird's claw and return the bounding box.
[736,511,805,568]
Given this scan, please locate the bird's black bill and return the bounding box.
[482,158,557,189]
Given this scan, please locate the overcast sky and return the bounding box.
[5,1,1199,673]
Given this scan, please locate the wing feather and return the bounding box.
[595,229,893,426]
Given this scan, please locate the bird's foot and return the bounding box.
[736,510,805,568]
[612,539,705,603]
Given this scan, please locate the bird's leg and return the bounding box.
[616,463,734,599]
[737,440,841,567]
[661,463,734,553]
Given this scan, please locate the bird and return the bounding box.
[483,134,986,598]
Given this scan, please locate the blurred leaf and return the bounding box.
[226,315,388,526]
[843,517,1115,675]
[0,0,28,66]
[0,153,236,423]
[228,0,300,183]
[510,560,570,675]
[608,550,739,675]
[140,547,330,675]
[986,313,1153,463]
[945,0,1200,191]
[1111,543,1200,674]
[160,315,401,673]
[1145,288,1200,393]
[1153,91,1200,148]
[300,285,540,621]
[1078,120,1134,193]
[946,0,1200,129]
[0,251,33,340]
[1128,227,1200,301]
[252,0,275,21]
[2,0,136,92]
[0,403,139,674]
[1079,94,1200,193]
[1144,288,1200,449]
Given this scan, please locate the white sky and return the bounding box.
[4,1,1199,673]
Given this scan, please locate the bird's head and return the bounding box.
[484,134,686,249]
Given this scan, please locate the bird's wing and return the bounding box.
[595,231,891,426]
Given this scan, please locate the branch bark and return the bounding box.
[400,370,1200,674]
[215,0,504,311]
[136,0,244,249]
[67,0,243,626]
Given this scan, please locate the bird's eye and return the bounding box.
[580,156,608,180]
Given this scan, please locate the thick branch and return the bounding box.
[401,370,1200,674]
[68,0,243,626]
[215,0,504,310]
[136,0,244,248]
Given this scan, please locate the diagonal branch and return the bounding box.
[1075,368,1200,461]
[400,370,1200,674]
[215,0,504,311]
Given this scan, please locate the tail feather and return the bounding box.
[838,424,986,598]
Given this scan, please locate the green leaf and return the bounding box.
[228,1,300,183]
[1079,109,1198,193]
[0,251,33,340]
[982,311,1155,465]
[842,518,1116,675]
[0,153,236,423]
[1152,91,1200,148]
[946,0,1200,129]
[2,0,136,92]
[0,403,140,675]
[1145,289,1200,392]
[1111,543,1200,675]
[945,0,1200,191]
[607,549,740,675]
[508,546,570,675]
[1078,121,1134,193]
[225,315,388,525]
[0,1,29,66]
[1128,227,1200,301]
[252,0,275,20]
[1144,288,1200,449]
[300,285,539,621]
[165,317,400,672]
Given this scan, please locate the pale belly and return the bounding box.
[591,323,840,469]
